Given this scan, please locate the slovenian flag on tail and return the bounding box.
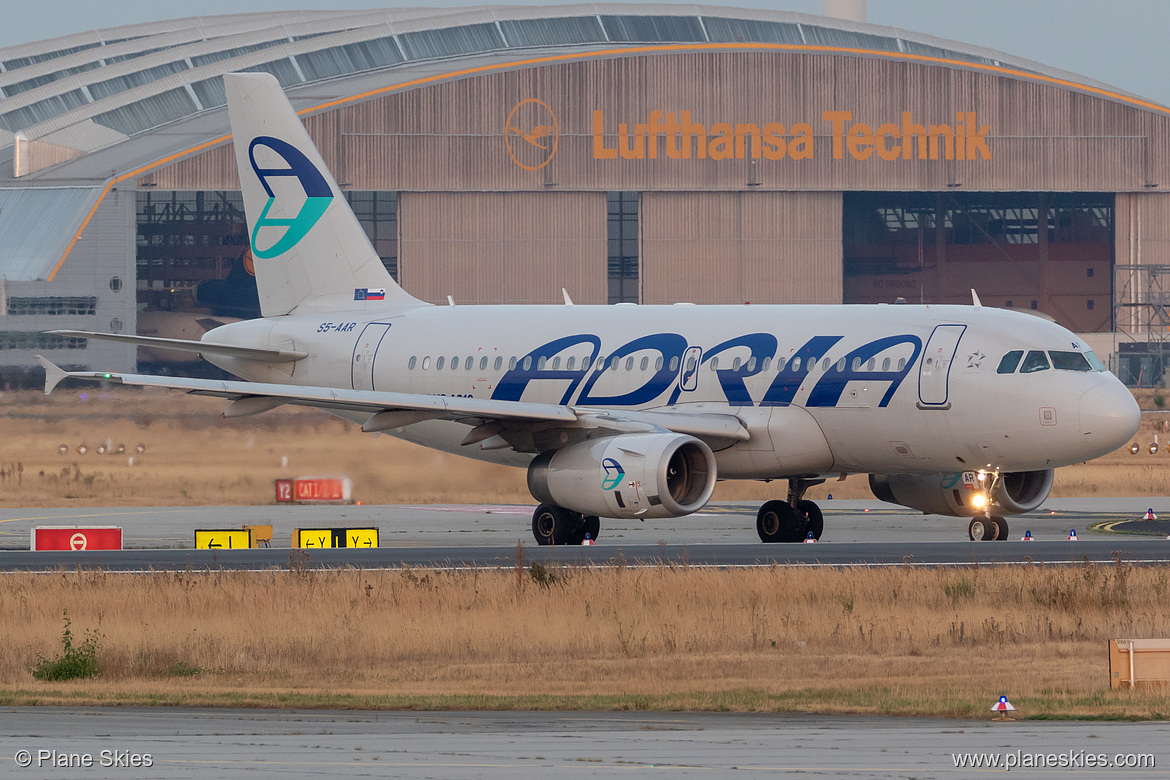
[355,288,386,301]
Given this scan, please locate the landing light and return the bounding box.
[971,493,988,510]
[976,470,987,482]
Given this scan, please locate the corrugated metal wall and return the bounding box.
[398,192,606,304]
[144,51,1170,193]
[641,191,842,304]
[1115,192,1170,334]
[133,49,1170,315]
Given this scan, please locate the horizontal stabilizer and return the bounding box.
[36,355,69,396]
[47,330,307,363]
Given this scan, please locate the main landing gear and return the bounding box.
[532,503,600,545]
[756,478,824,543]
[968,515,1008,541]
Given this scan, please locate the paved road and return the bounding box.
[0,708,1164,779]
[0,537,1168,571]
[1,498,1168,570]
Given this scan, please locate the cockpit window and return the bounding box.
[1049,351,1092,371]
[1085,350,1107,371]
[1020,350,1050,373]
[997,350,1023,374]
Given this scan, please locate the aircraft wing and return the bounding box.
[36,357,748,449]
[47,330,307,363]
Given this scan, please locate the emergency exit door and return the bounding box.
[918,324,966,407]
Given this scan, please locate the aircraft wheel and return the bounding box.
[991,516,1009,541]
[968,516,995,541]
[757,500,800,543]
[584,516,601,542]
[798,500,824,541]
[532,503,574,545]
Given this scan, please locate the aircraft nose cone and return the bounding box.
[1079,382,1140,456]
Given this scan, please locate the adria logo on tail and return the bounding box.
[248,136,333,258]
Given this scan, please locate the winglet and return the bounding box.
[562,288,574,306]
[971,289,983,308]
[37,355,69,396]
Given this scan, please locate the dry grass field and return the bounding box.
[3,385,1170,717]
[0,386,1167,507]
[2,563,1169,717]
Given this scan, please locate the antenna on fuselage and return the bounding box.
[971,289,983,308]
[562,288,574,306]
[447,295,455,307]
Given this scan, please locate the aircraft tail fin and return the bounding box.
[224,72,424,316]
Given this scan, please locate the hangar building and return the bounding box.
[1,4,1168,384]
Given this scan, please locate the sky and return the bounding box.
[2,0,1168,106]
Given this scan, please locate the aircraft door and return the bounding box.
[678,347,703,393]
[352,323,392,391]
[918,324,966,407]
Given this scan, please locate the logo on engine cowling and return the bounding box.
[601,458,625,491]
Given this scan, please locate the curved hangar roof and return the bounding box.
[0,3,1160,184]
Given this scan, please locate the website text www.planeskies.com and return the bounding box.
[953,750,1155,771]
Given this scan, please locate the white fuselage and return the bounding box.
[204,302,1139,480]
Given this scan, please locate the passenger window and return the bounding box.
[807,359,815,373]
[523,356,533,371]
[836,358,845,372]
[669,356,678,372]
[655,356,663,371]
[552,357,561,370]
[436,357,445,370]
[465,356,473,370]
[408,356,417,370]
[610,355,620,370]
[625,357,634,371]
[732,357,742,371]
[851,357,861,371]
[997,350,1023,374]
[509,357,517,370]
[1049,351,1092,371]
[567,356,576,370]
[1020,350,1050,373]
[776,357,786,370]
[422,356,431,370]
[479,356,487,370]
[494,356,503,371]
[710,357,720,370]
[790,357,800,371]
[537,357,546,370]
[685,357,696,372]
[821,358,830,372]
[882,358,890,371]
[866,358,875,371]
[640,357,649,371]
[897,358,906,371]
[760,356,769,371]
[452,357,459,371]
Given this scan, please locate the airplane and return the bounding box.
[38,72,1141,544]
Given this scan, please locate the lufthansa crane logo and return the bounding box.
[248,135,333,259]
[504,98,559,171]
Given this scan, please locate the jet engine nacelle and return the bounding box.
[527,433,717,519]
[868,469,1054,517]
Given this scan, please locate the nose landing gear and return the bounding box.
[968,515,1008,541]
